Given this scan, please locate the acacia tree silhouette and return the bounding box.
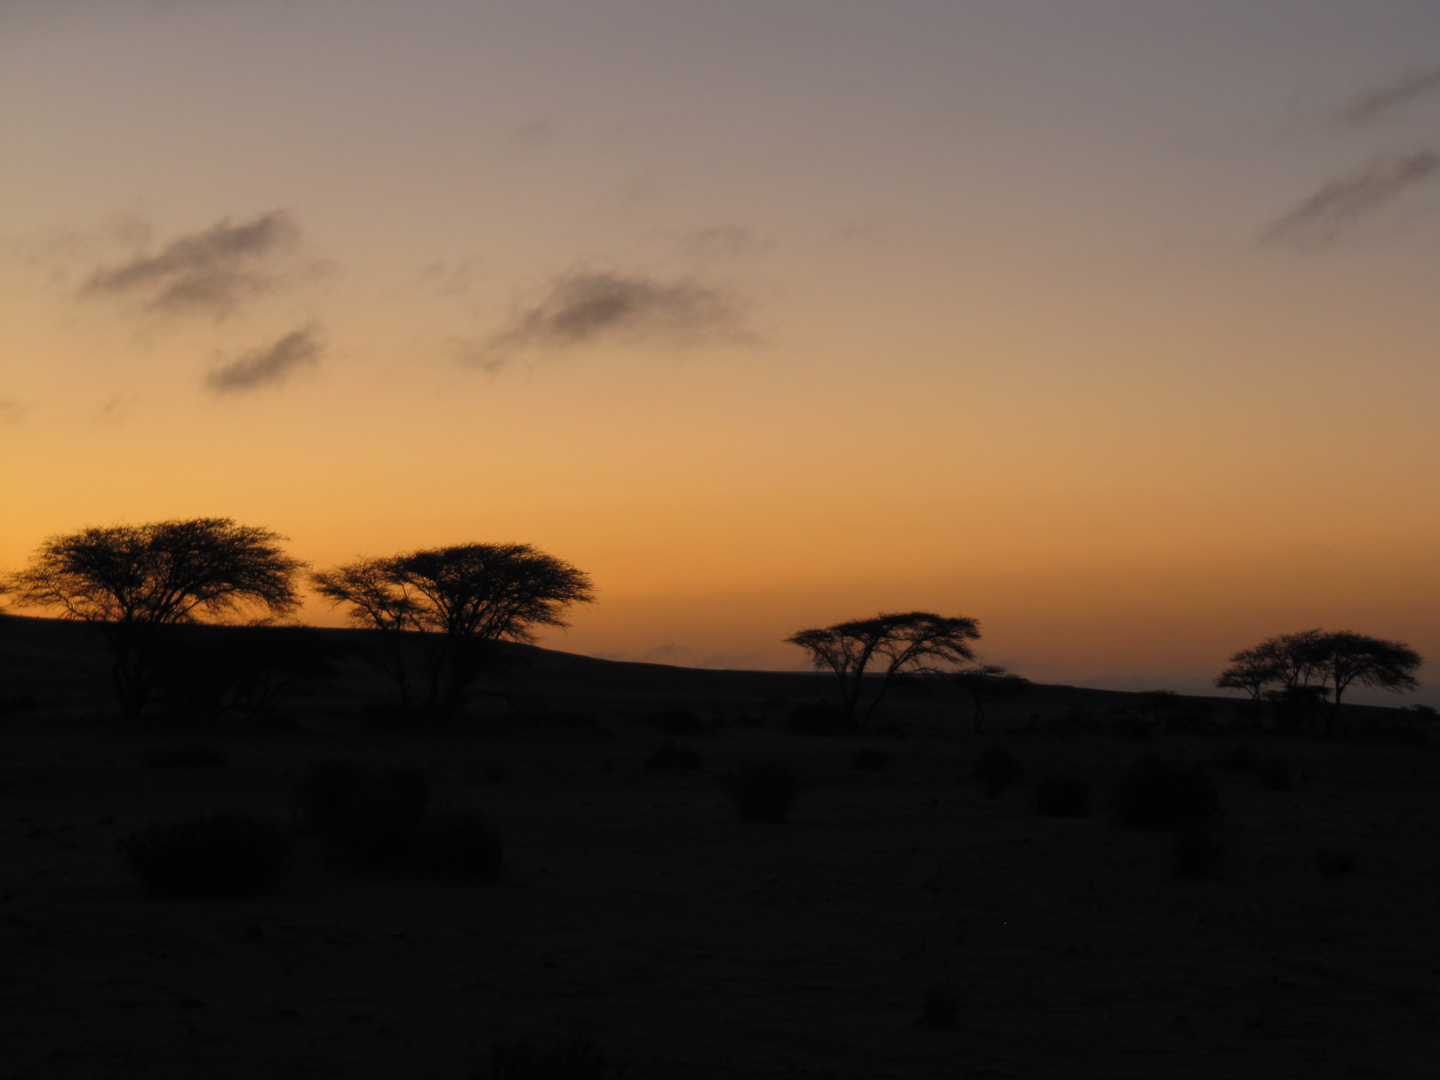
[1217,629,1421,731]
[313,543,595,716]
[786,611,980,728]
[1314,632,1421,732]
[4,519,304,718]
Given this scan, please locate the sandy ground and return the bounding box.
[2,616,1438,1078]
[4,702,1440,1080]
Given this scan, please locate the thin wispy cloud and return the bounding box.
[1262,150,1440,244]
[681,224,769,260]
[207,325,322,394]
[474,270,749,365]
[81,211,299,316]
[0,399,25,426]
[1343,65,1440,125]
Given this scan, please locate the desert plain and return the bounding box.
[2,613,1438,1079]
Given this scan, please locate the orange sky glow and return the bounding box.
[3,2,1439,702]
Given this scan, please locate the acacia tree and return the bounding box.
[1314,631,1421,732]
[786,611,981,728]
[312,542,595,715]
[1216,628,1421,732]
[4,519,304,718]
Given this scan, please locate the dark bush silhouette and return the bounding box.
[1213,744,1259,773]
[293,760,432,873]
[1314,847,1357,877]
[643,740,704,772]
[141,742,229,769]
[418,808,505,880]
[785,699,856,735]
[1034,773,1090,817]
[1256,755,1293,791]
[484,1027,629,1079]
[917,979,959,1028]
[647,706,703,735]
[852,746,890,771]
[1173,820,1225,878]
[724,757,803,822]
[121,810,292,897]
[1115,757,1219,829]
[971,744,1022,798]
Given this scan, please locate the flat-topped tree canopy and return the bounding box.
[787,611,981,728]
[4,518,305,717]
[312,542,595,716]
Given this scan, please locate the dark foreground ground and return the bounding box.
[2,615,1438,1078]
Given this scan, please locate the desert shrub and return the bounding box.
[1256,755,1292,791]
[1213,744,1259,773]
[852,746,890,772]
[484,1028,629,1080]
[419,808,504,880]
[971,744,1022,798]
[142,742,230,769]
[1173,820,1225,878]
[121,810,292,897]
[648,706,703,736]
[724,757,803,822]
[785,700,855,735]
[293,759,432,873]
[643,740,704,772]
[0,693,39,716]
[1314,848,1357,877]
[1034,773,1090,817]
[1114,757,1219,830]
[917,979,959,1028]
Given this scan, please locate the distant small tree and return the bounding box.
[786,611,980,728]
[4,519,304,718]
[954,665,1031,732]
[313,543,595,715]
[1214,648,1275,702]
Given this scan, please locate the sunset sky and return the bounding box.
[3,2,1439,701]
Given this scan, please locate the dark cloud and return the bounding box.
[0,399,25,426]
[1262,150,1440,244]
[81,211,299,315]
[478,270,748,362]
[1343,65,1440,125]
[206,326,322,394]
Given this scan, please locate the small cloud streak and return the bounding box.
[207,326,322,394]
[474,270,749,365]
[1343,65,1440,125]
[81,211,299,316]
[1262,150,1440,244]
[681,224,768,260]
[0,398,25,426]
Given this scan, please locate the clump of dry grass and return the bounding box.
[1115,757,1218,830]
[971,744,1022,798]
[643,740,704,772]
[121,810,292,897]
[723,756,803,822]
[483,1027,629,1079]
[1034,773,1090,817]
